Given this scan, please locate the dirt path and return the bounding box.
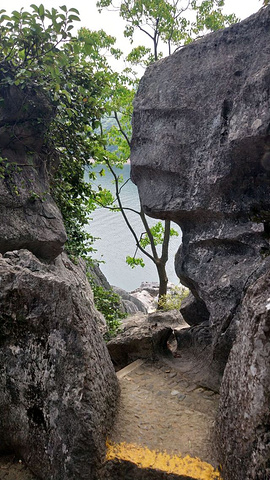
[0,356,220,479]
[110,357,219,467]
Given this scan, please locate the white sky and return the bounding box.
[0,0,263,64]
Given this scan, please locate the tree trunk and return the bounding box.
[156,260,168,309]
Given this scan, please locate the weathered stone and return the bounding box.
[216,266,270,480]
[130,7,270,478]
[0,250,119,480]
[179,293,209,326]
[107,310,185,368]
[0,83,66,260]
[173,323,220,391]
[103,459,196,480]
[87,261,112,290]
[113,286,147,314]
[131,6,270,380]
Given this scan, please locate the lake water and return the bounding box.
[85,164,182,292]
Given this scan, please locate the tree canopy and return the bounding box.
[97,0,239,61]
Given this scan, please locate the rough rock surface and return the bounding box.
[113,286,147,314]
[0,250,119,480]
[179,293,210,326]
[216,265,270,480]
[131,6,270,382]
[0,83,66,260]
[107,310,187,368]
[130,6,270,479]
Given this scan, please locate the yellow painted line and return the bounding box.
[106,441,222,480]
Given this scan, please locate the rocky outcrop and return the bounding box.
[0,81,120,479]
[0,82,66,260]
[87,263,147,314]
[0,250,119,479]
[131,6,270,382]
[130,5,270,479]
[216,264,270,480]
[113,286,147,314]
[107,310,187,368]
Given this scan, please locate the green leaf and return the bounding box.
[69,8,80,14]
[67,14,80,22]
[38,4,45,18]
[126,256,145,268]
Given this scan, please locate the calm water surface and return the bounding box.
[85,165,182,292]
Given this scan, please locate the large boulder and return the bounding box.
[0,82,66,260]
[107,310,186,368]
[131,5,270,382]
[216,265,270,480]
[0,250,119,480]
[130,6,270,479]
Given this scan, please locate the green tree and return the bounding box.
[97,0,238,62]
[91,66,179,304]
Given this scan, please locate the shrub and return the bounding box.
[88,277,127,339]
[158,284,189,311]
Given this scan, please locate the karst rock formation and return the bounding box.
[131,6,270,480]
[0,81,119,479]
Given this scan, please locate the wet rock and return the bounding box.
[216,265,270,480]
[107,311,184,368]
[0,82,66,261]
[131,5,270,382]
[0,250,119,480]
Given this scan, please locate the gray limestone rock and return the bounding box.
[113,286,147,314]
[131,5,270,381]
[107,310,185,368]
[0,83,66,260]
[179,293,209,326]
[130,7,270,478]
[0,250,119,480]
[216,265,270,480]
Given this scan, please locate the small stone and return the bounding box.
[171,390,180,396]
[203,390,215,397]
[177,394,186,401]
[169,372,177,378]
[186,384,197,392]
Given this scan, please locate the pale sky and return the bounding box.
[0,0,263,62]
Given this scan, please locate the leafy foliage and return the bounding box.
[97,0,239,61]
[158,285,189,311]
[88,276,126,339]
[0,5,120,257]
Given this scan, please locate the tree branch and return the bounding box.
[104,158,155,262]
[114,111,131,148]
